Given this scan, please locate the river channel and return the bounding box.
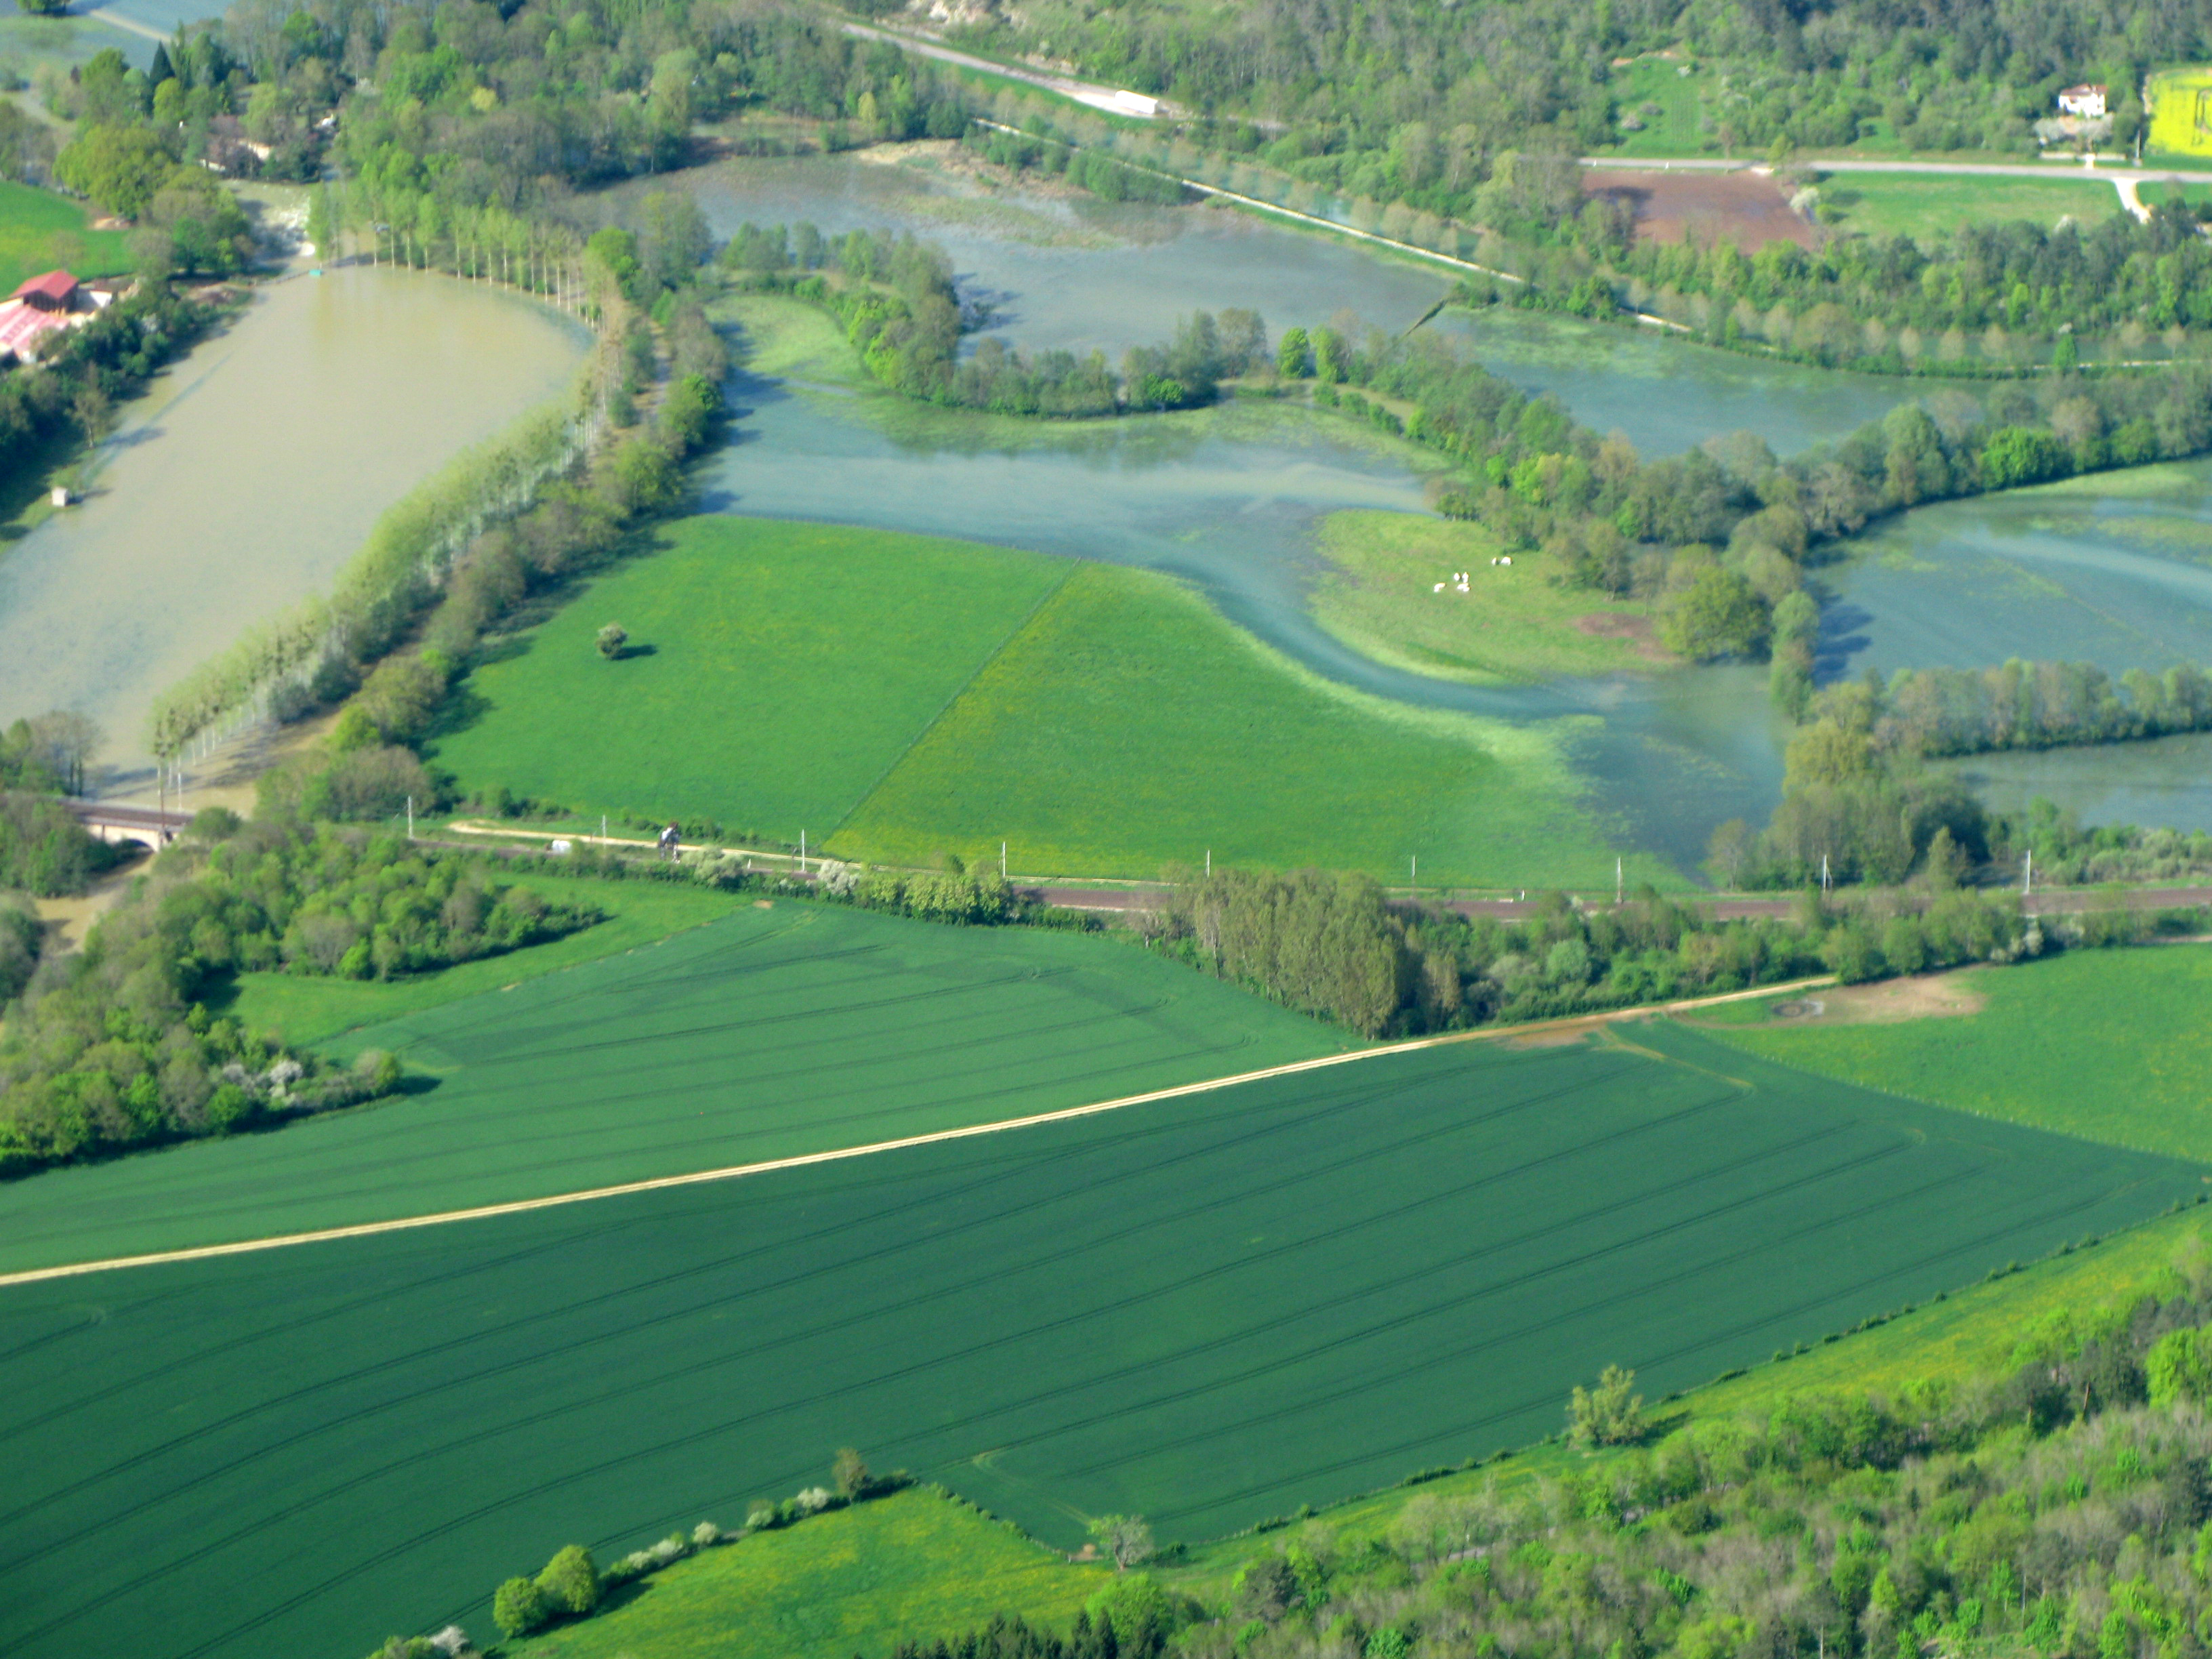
[0,266,586,774]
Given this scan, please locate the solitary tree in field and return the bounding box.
[1088,1513,1156,1571]
[1568,1365,1645,1449]
[833,1446,872,1499]
[596,623,628,659]
[491,1577,547,1639]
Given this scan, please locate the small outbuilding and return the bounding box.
[2057,84,2108,119]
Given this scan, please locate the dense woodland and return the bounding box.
[954,0,2200,196]
[896,1236,2212,1659]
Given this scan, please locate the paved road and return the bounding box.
[840,20,1168,119]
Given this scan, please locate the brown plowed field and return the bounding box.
[1582,167,1818,250]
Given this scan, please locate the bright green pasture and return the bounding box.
[831,562,1637,886]
[0,1022,2193,1659]
[508,1489,1109,1659]
[1815,171,2123,245]
[0,900,1341,1273]
[1700,946,2212,1160]
[0,179,131,298]
[435,516,1647,888]
[432,516,1069,845]
[1310,509,1662,684]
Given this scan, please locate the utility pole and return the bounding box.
[1616,855,1622,906]
[1410,854,1416,896]
[2024,850,2033,897]
[1205,848,1210,877]
[406,796,414,840]
[800,830,806,872]
[1820,853,1830,894]
[600,813,608,846]
[1001,841,1007,880]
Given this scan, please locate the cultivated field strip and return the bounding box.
[0,903,1342,1273]
[0,1029,2196,1659]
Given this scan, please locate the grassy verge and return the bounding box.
[1309,509,1666,684]
[432,515,1655,888]
[1690,944,2212,1160]
[508,1488,1111,1659]
[1814,171,2123,245]
[0,179,131,297]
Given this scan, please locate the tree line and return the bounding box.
[1711,668,2212,892]
[0,810,595,1177]
[1136,866,2135,1036]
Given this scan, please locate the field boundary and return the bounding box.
[0,977,1833,1288]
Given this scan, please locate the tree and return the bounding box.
[54,125,176,218]
[2148,1326,2212,1408]
[1567,1364,1644,1448]
[1660,567,1769,661]
[535,1544,598,1617]
[1275,324,1310,377]
[596,623,628,659]
[832,1446,872,1498]
[491,1576,547,1639]
[26,710,102,795]
[1088,1513,1155,1570]
[16,0,68,16]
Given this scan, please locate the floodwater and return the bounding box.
[660,152,1897,864]
[646,152,1905,457]
[0,266,586,769]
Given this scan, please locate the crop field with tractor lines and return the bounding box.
[0,1021,2195,1659]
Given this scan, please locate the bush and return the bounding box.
[1568,1364,1645,1447]
[535,1544,598,1617]
[491,1576,547,1639]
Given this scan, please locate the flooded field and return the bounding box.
[0,267,585,775]
[6,140,2197,861]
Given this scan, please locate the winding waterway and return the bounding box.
[0,266,586,772]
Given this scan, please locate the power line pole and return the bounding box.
[1001,841,1007,880]
[1616,856,1622,906]
[2024,850,2033,897]
[406,795,414,840]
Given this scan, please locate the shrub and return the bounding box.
[535,1544,598,1616]
[596,623,628,659]
[834,1446,872,1498]
[491,1576,547,1639]
[1568,1365,1645,1448]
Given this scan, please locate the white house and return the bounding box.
[2057,84,2107,119]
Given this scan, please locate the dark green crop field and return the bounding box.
[0,1023,2194,1659]
[0,901,1340,1274]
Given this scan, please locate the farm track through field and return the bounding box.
[0,978,1833,1289]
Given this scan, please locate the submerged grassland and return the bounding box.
[0,1022,2191,1659]
[431,516,1646,887]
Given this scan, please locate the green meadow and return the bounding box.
[0,899,1342,1273]
[507,1488,1110,1659]
[1698,945,2212,1161]
[433,515,1652,888]
[1309,509,1663,684]
[0,179,131,298]
[1815,172,2123,245]
[0,1022,2192,1659]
